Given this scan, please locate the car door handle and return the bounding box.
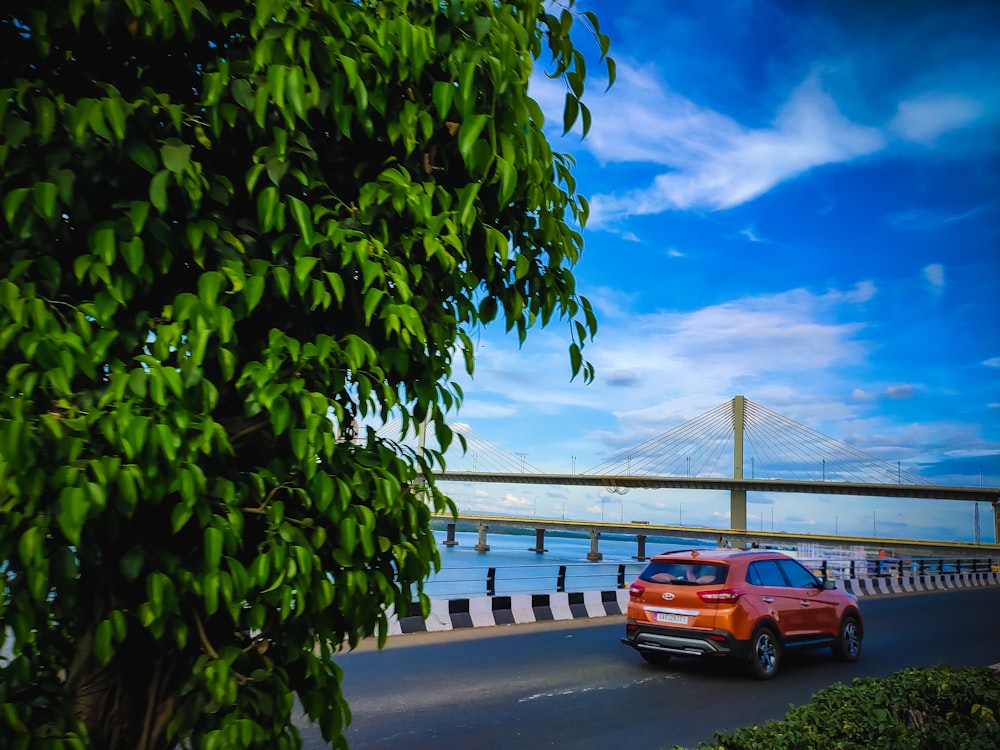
[800,601,810,606]
[762,597,774,603]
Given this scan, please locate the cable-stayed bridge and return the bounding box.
[380,396,1000,542]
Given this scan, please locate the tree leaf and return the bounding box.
[33,182,58,222]
[204,526,223,572]
[56,486,87,546]
[161,138,193,173]
[562,92,579,134]
[149,170,170,213]
[457,114,489,163]
[3,187,30,227]
[120,546,144,582]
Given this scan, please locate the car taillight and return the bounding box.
[629,583,645,598]
[697,588,745,603]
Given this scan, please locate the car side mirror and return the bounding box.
[822,580,837,590]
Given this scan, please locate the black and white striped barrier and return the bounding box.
[385,570,1000,636]
[835,570,1000,597]
[388,590,629,635]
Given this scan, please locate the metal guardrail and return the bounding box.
[805,557,1000,581]
[424,562,647,599]
[422,557,1000,600]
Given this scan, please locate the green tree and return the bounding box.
[0,1,610,748]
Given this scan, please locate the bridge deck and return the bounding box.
[438,472,1000,502]
[435,512,1000,557]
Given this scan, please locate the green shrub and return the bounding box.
[679,665,1000,750]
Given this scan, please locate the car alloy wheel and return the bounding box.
[833,615,862,662]
[749,627,780,680]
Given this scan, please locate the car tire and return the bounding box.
[747,625,780,680]
[831,614,862,662]
[639,649,672,666]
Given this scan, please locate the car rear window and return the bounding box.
[639,561,728,585]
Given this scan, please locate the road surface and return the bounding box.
[300,587,1000,749]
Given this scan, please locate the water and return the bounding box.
[424,527,715,599]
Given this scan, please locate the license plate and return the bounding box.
[654,612,688,625]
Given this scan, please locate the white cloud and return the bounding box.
[890,93,984,144]
[455,283,876,461]
[885,385,916,400]
[534,66,885,224]
[456,401,520,420]
[844,281,877,303]
[922,263,946,293]
[888,204,994,231]
[985,358,1000,369]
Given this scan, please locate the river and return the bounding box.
[424,526,715,598]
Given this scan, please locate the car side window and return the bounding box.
[747,560,785,587]
[777,559,819,589]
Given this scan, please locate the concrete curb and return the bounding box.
[386,571,1000,637]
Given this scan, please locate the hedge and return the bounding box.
[679,665,1000,750]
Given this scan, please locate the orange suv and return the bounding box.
[621,549,863,679]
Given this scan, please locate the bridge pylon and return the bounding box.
[731,396,747,530]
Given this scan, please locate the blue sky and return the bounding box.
[438,0,1000,543]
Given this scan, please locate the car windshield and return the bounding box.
[639,561,728,585]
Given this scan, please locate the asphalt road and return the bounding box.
[301,588,1000,749]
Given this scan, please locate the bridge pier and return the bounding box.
[528,528,548,553]
[475,522,490,552]
[443,522,459,546]
[587,529,603,561]
[994,502,999,545]
[633,534,647,561]
[730,489,747,531]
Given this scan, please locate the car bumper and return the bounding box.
[621,623,749,659]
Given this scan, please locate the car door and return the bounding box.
[744,559,796,635]
[775,558,840,639]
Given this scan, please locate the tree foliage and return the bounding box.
[0,0,609,748]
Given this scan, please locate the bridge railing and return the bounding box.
[421,557,1000,600]
[423,562,647,599]
[807,556,1000,581]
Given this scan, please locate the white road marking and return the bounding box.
[518,673,677,702]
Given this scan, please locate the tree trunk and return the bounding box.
[67,630,183,750]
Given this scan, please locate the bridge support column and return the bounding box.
[633,534,647,561]
[529,528,547,553]
[443,522,458,546]
[587,529,603,562]
[730,489,747,531]
[994,502,1000,545]
[475,522,490,552]
[730,396,748,531]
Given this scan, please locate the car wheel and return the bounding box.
[832,614,862,662]
[747,626,780,680]
[639,649,672,666]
